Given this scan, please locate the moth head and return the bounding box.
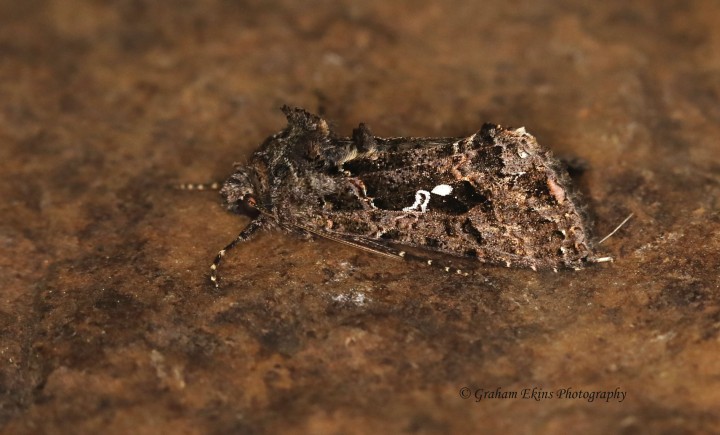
[220,166,261,214]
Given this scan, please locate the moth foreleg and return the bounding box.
[210,217,267,288]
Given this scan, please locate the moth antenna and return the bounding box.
[286,223,402,260]
[260,212,471,275]
[291,222,471,276]
[409,253,470,276]
[210,218,266,288]
[175,182,223,191]
[597,213,634,245]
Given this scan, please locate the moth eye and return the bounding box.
[242,195,258,208]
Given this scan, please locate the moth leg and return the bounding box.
[210,217,267,288]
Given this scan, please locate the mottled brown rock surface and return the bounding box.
[1,1,719,433]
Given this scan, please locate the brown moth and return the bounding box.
[182,106,610,287]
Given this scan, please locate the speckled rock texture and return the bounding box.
[1,1,719,434]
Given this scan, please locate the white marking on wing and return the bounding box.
[431,184,453,196]
[402,190,431,213]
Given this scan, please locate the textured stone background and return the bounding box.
[1,0,719,433]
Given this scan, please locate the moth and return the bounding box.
[181,106,613,287]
